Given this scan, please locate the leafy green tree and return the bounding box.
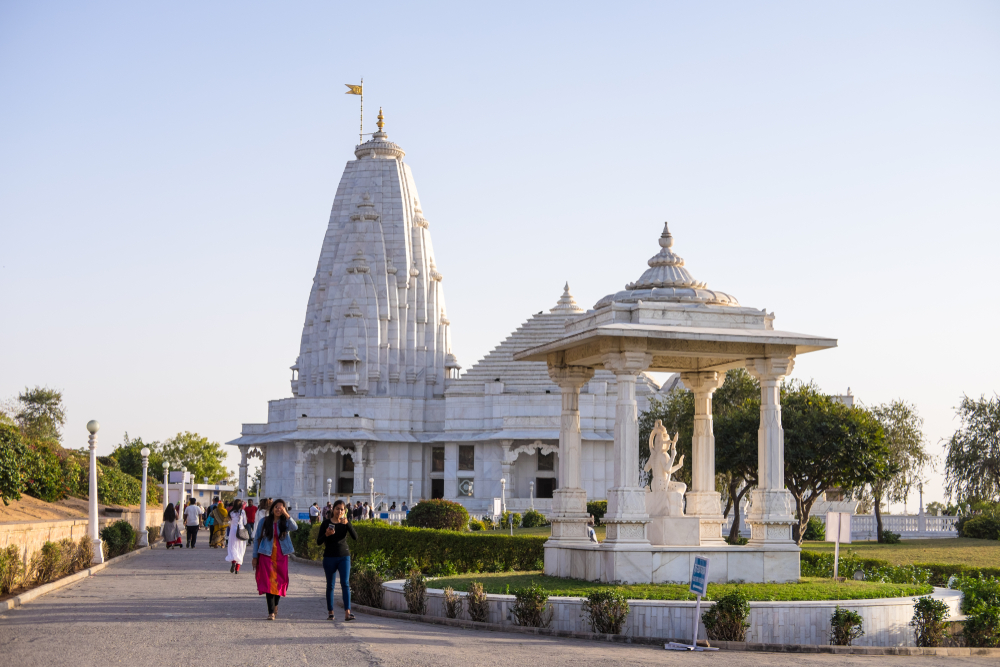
[944,395,1000,503]
[14,386,66,445]
[111,433,165,480]
[783,382,894,545]
[0,423,27,504]
[713,369,761,543]
[850,400,931,541]
[161,432,230,483]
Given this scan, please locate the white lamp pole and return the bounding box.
[87,420,105,564]
[529,481,535,511]
[164,467,170,510]
[326,478,332,505]
[138,447,150,547]
[369,477,375,513]
[408,480,413,507]
[180,466,187,508]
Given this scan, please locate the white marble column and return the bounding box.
[745,357,796,545]
[293,441,305,502]
[238,445,249,500]
[499,440,514,499]
[352,441,367,494]
[547,365,595,543]
[680,370,727,545]
[601,351,653,546]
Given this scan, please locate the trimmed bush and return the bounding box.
[521,509,547,528]
[73,535,94,572]
[800,550,931,584]
[443,586,462,619]
[702,587,751,641]
[501,511,522,529]
[910,596,950,647]
[350,551,387,609]
[511,583,549,628]
[403,570,428,615]
[583,589,630,635]
[468,519,486,531]
[99,519,137,559]
[880,530,901,544]
[407,499,469,531]
[352,523,545,574]
[587,500,607,525]
[964,604,1000,648]
[830,606,864,646]
[467,581,490,622]
[146,526,161,545]
[30,541,63,585]
[951,575,1000,614]
[803,516,826,541]
[957,512,1000,540]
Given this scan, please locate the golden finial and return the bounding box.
[376,107,384,132]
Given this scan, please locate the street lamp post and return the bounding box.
[369,477,375,514]
[87,420,105,564]
[326,478,332,505]
[529,481,535,511]
[164,467,170,509]
[138,447,150,547]
[180,467,187,508]
[500,477,507,533]
[408,481,413,508]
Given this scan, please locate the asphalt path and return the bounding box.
[0,534,992,666]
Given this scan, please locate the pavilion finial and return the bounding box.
[659,222,674,249]
[376,107,385,132]
[550,282,584,313]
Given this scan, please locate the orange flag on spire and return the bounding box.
[344,84,362,95]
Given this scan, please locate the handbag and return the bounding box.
[206,516,215,526]
[237,524,250,540]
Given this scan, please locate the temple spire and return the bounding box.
[550,282,584,313]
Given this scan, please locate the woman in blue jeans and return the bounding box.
[316,499,357,621]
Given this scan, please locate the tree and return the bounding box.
[248,466,262,497]
[782,381,893,545]
[713,369,761,544]
[0,422,27,504]
[111,433,165,480]
[944,395,1000,503]
[851,400,931,541]
[14,386,66,444]
[160,432,230,483]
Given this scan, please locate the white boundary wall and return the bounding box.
[383,581,962,648]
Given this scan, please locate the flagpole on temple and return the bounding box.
[359,76,363,145]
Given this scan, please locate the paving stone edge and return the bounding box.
[1,545,149,612]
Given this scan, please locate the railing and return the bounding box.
[820,513,958,540]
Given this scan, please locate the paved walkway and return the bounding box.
[0,537,992,666]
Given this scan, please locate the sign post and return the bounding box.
[665,556,718,651]
[826,512,852,580]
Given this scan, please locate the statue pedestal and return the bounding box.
[646,487,701,547]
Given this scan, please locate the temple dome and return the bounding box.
[595,222,739,308]
[353,108,405,160]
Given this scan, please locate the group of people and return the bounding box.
[161,495,360,622]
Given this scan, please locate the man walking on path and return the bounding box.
[184,500,204,548]
[309,502,320,525]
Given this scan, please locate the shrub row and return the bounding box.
[348,523,545,574]
[100,519,138,559]
[800,550,1000,585]
[0,536,95,595]
[956,511,1000,540]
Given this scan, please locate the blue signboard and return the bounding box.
[379,512,389,519]
[297,512,310,521]
[690,556,710,597]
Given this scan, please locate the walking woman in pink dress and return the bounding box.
[251,498,298,620]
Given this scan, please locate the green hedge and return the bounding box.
[957,512,1000,540]
[587,500,607,524]
[800,550,1000,586]
[351,523,545,574]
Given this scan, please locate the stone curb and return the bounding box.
[287,556,999,656]
[349,601,1000,657]
[1,546,149,612]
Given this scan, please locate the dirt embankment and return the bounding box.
[0,495,155,523]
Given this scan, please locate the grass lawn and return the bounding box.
[803,538,1000,568]
[430,571,932,601]
[488,525,607,540]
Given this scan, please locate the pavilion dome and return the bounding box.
[594,222,740,308]
[353,108,405,160]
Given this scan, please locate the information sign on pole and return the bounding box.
[826,512,852,580]
[664,556,719,651]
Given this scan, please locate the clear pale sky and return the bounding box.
[2,2,998,510]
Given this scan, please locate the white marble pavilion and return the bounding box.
[227,111,659,515]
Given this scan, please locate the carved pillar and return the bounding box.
[547,365,595,543]
[352,441,368,494]
[499,440,514,499]
[680,371,727,545]
[293,441,305,501]
[745,357,796,545]
[601,350,653,546]
[238,445,249,501]
[306,452,317,499]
